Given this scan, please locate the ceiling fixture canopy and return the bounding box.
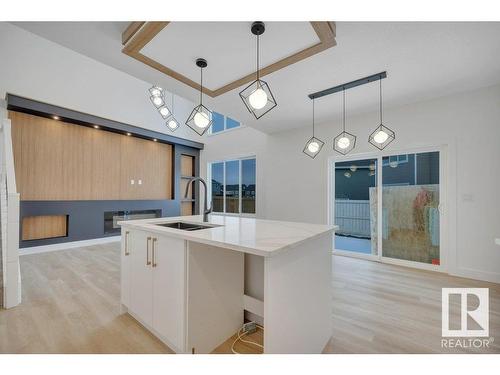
[239,21,277,120]
[303,98,324,158]
[186,58,213,136]
[334,88,356,155]
[368,78,395,150]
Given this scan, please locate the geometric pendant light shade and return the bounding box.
[334,88,356,155]
[149,85,175,124]
[303,99,324,158]
[239,21,277,120]
[165,93,180,132]
[369,78,395,150]
[186,58,213,136]
[149,85,166,109]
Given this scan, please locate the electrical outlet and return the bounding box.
[242,321,257,334]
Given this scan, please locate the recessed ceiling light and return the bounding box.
[126,132,131,136]
[93,125,99,129]
[153,138,157,142]
[52,115,60,120]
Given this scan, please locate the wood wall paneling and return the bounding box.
[180,154,194,216]
[22,215,68,241]
[9,111,173,201]
[181,202,193,216]
[91,130,122,200]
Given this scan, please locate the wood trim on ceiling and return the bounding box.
[122,21,336,98]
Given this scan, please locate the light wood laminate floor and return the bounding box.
[0,243,498,353]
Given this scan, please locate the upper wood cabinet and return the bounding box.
[9,111,173,201]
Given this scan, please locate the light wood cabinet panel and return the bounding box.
[91,130,122,200]
[11,112,66,200]
[22,215,67,241]
[119,136,172,200]
[136,139,172,200]
[181,201,193,216]
[10,111,173,201]
[180,154,194,216]
[119,135,142,200]
[181,154,193,177]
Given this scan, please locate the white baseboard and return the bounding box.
[19,236,121,256]
[451,267,500,285]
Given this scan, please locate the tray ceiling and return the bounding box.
[122,21,336,97]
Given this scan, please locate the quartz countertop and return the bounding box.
[118,215,337,257]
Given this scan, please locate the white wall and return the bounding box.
[202,84,500,284]
[2,22,498,284]
[0,23,199,142]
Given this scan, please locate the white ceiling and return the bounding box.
[12,21,500,134]
[142,22,318,89]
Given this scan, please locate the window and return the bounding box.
[209,157,256,215]
[382,154,408,166]
[209,111,241,134]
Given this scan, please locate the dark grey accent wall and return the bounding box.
[7,94,203,248]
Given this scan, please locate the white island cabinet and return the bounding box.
[119,215,336,354]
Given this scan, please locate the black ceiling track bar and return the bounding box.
[308,71,387,100]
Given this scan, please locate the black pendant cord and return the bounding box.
[199,67,203,106]
[256,34,260,81]
[312,98,315,137]
[342,88,346,132]
[379,78,383,124]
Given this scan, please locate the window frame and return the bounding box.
[207,155,257,217]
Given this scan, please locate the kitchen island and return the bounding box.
[119,215,336,354]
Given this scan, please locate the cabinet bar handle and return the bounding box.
[146,236,152,265]
[124,231,130,256]
[152,237,158,268]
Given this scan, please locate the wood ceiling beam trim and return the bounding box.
[122,22,169,53]
[121,21,336,98]
[122,22,146,45]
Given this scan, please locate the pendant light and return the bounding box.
[334,88,356,155]
[302,98,324,158]
[239,21,277,119]
[369,78,395,150]
[149,85,173,120]
[186,58,213,136]
[165,92,179,132]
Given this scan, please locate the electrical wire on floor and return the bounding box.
[231,323,264,354]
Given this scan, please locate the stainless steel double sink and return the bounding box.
[154,221,219,231]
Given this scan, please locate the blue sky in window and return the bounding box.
[212,112,225,133]
[226,117,240,129]
[225,160,239,185]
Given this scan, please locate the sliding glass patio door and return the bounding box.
[333,158,378,256]
[332,148,444,269]
[380,151,441,265]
